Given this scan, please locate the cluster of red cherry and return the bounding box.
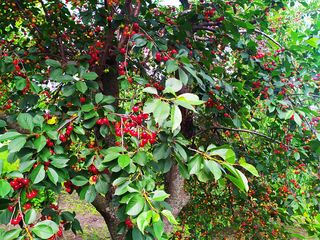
[205,98,224,110]
[154,49,177,62]
[114,106,157,147]
[10,178,29,191]
[64,180,79,194]
[59,125,74,143]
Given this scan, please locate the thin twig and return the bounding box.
[203,126,288,146]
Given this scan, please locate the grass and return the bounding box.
[60,192,110,240]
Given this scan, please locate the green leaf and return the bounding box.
[143,99,161,114]
[211,147,236,164]
[95,93,104,104]
[47,167,59,185]
[165,78,183,93]
[20,160,36,173]
[204,160,222,181]
[62,85,76,97]
[25,209,37,224]
[171,105,182,132]
[176,93,204,105]
[225,166,249,192]
[161,209,178,224]
[14,76,26,90]
[0,120,7,128]
[50,156,69,168]
[239,158,259,177]
[46,130,58,140]
[45,59,61,68]
[4,229,21,240]
[284,110,294,120]
[34,135,46,152]
[134,37,147,47]
[32,220,58,239]
[73,126,85,135]
[153,101,170,126]
[178,68,188,85]
[76,81,88,93]
[153,220,164,239]
[133,151,148,166]
[81,103,94,112]
[95,177,109,195]
[188,155,203,175]
[82,72,98,80]
[8,136,26,153]
[118,155,131,169]
[0,180,12,197]
[294,112,302,126]
[85,185,97,203]
[33,115,44,128]
[0,132,22,142]
[305,37,319,48]
[137,210,153,232]
[143,87,158,95]
[71,175,88,186]
[126,194,145,216]
[17,113,34,131]
[166,60,179,73]
[103,152,120,163]
[30,164,45,184]
[152,190,170,202]
[101,95,115,104]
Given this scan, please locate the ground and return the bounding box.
[60,193,110,240]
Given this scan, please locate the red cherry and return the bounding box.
[91,175,98,182]
[23,203,32,210]
[88,164,99,175]
[8,205,15,212]
[171,49,178,55]
[11,218,20,225]
[102,117,110,126]
[57,227,63,237]
[80,97,86,103]
[67,125,73,131]
[120,48,126,54]
[127,77,133,83]
[21,178,30,186]
[59,134,67,143]
[96,118,103,125]
[125,218,133,229]
[132,22,139,31]
[155,52,162,62]
[132,106,139,112]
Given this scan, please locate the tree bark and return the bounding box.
[92,195,125,240]
[92,59,126,240]
[164,86,193,232]
[164,164,190,232]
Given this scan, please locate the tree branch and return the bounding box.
[239,29,283,48]
[207,125,285,145]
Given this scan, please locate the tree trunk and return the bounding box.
[92,195,124,240]
[164,96,193,232]
[92,62,126,240]
[91,61,193,238]
[164,164,190,232]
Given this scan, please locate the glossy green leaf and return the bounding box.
[30,164,45,184]
[126,194,145,216]
[82,72,98,80]
[0,180,12,197]
[17,113,34,131]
